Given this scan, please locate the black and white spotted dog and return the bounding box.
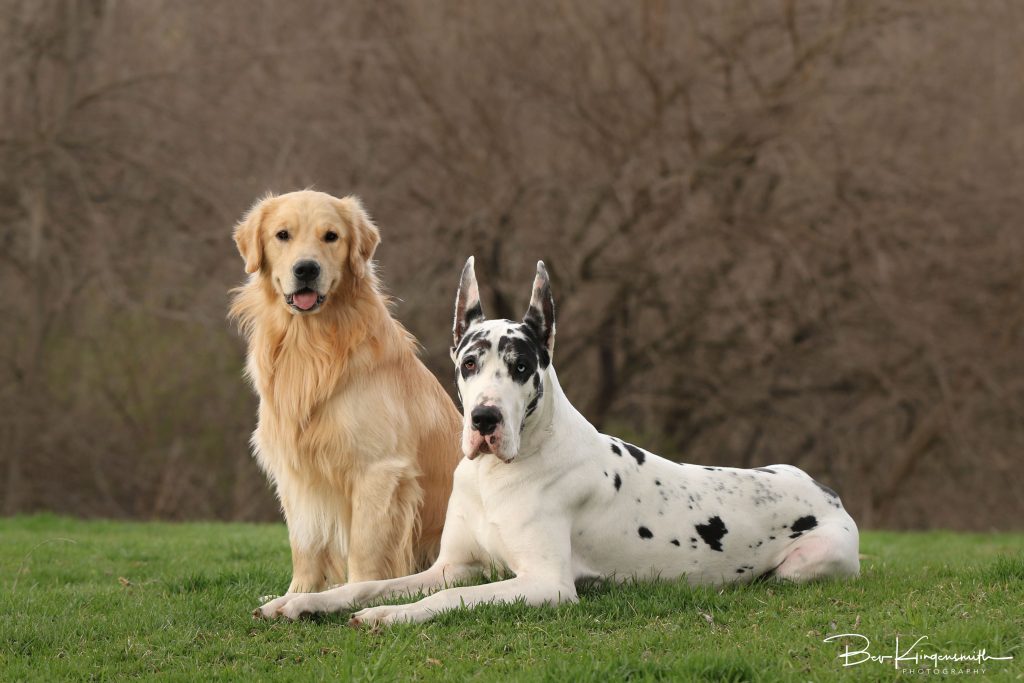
[257,258,860,625]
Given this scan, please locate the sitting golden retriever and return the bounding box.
[229,190,462,595]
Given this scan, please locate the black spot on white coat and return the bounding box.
[463,301,484,325]
[453,327,486,356]
[524,380,543,417]
[695,515,728,552]
[518,317,551,368]
[501,335,540,385]
[622,442,645,466]
[813,479,839,498]
[789,515,818,539]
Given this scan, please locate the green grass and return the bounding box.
[1,515,1021,681]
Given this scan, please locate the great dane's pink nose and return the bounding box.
[471,406,502,435]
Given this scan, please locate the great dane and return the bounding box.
[257,257,860,625]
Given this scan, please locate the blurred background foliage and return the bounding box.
[1,0,1022,528]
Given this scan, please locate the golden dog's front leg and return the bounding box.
[346,466,420,582]
[279,487,341,593]
[284,539,346,592]
[288,537,328,593]
[319,540,347,587]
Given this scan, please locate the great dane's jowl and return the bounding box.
[257,258,860,625]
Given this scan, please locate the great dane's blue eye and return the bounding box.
[276,229,289,241]
[516,363,527,374]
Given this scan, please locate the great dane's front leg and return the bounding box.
[258,561,479,620]
[349,573,577,626]
[351,512,576,627]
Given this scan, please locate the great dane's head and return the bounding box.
[451,257,555,463]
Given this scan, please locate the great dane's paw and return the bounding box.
[348,605,407,628]
[276,594,323,621]
[255,593,299,620]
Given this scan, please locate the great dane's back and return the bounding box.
[566,435,859,584]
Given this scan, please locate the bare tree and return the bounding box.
[0,0,1021,529]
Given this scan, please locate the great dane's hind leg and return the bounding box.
[772,526,859,582]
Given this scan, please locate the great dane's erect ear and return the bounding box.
[523,260,555,362]
[452,256,485,351]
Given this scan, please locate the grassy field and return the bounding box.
[1,515,1021,682]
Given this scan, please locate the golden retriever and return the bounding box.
[229,189,462,595]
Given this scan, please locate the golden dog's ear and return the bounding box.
[234,195,274,274]
[334,195,380,279]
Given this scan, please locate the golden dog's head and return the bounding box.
[233,190,380,315]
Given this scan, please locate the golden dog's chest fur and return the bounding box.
[230,191,461,593]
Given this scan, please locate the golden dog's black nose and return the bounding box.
[293,260,320,282]
[471,406,502,435]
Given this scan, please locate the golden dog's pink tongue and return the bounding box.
[293,291,318,310]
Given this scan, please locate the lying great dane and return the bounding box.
[257,257,860,625]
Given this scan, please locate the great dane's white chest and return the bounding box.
[475,520,514,574]
[449,463,520,574]
[460,457,565,576]
[468,494,513,571]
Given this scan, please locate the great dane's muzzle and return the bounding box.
[467,404,506,460]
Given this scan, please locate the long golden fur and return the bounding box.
[229,190,462,593]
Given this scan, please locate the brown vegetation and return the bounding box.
[1,0,1022,529]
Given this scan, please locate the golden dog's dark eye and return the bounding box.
[324,231,339,243]
[276,230,290,241]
